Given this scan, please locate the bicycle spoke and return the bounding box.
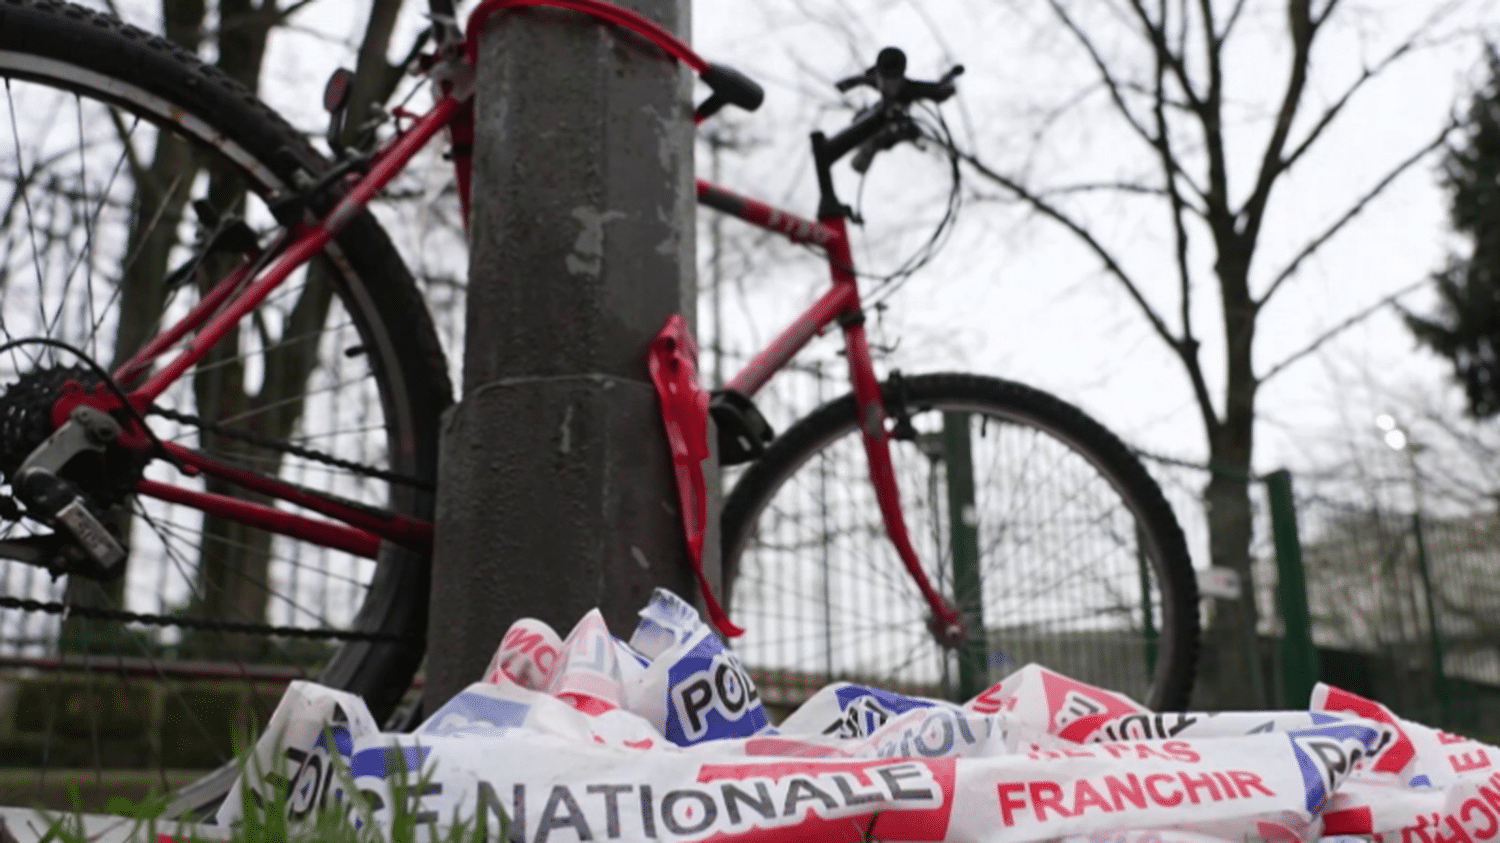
[145,514,374,607]
[4,78,51,369]
[137,504,317,681]
[68,110,137,361]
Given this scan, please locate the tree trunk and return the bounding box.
[59,0,209,655]
[180,0,385,660]
[1202,248,1263,709]
[186,252,335,661]
[1203,434,1259,708]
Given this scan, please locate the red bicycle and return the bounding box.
[0,0,1198,815]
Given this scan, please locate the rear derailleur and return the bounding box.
[6,405,129,579]
[0,372,143,581]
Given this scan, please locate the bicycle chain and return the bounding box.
[0,594,417,643]
[148,404,434,491]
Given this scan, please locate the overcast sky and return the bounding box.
[686,0,1499,481]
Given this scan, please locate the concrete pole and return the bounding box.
[425,0,700,710]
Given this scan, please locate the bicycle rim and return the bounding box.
[0,2,447,817]
[722,373,1199,712]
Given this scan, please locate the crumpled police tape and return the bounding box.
[215,589,1496,843]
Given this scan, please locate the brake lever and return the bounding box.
[850,116,922,174]
[903,64,965,104]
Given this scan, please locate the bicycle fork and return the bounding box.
[839,313,968,650]
[669,209,968,648]
[655,306,967,648]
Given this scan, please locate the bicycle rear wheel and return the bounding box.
[0,1,448,816]
[722,373,1199,712]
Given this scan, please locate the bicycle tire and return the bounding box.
[0,0,449,816]
[722,372,1199,712]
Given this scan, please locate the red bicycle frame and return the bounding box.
[691,185,963,640]
[98,98,461,560]
[88,0,964,642]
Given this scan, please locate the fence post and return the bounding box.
[941,412,987,701]
[1411,513,1452,726]
[424,0,701,711]
[1135,533,1160,676]
[1264,469,1319,708]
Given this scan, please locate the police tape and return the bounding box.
[210,590,1499,843]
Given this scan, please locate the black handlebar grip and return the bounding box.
[701,63,765,112]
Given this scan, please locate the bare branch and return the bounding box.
[1313,0,1342,27]
[956,146,1221,431]
[1019,82,1106,157]
[1147,0,1203,397]
[1188,0,1231,216]
[1117,79,1198,112]
[957,152,1172,342]
[1173,0,1189,71]
[1123,0,1206,112]
[1045,1,1159,153]
[1259,276,1430,383]
[1282,2,1469,174]
[1049,0,1210,202]
[1218,0,1250,45]
[340,0,408,148]
[1278,42,1417,174]
[1256,119,1457,309]
[1124,0,1236,234]
[1238,0,1321,244]
[105,111,146,189]
[0,147,70,234]
[1034,180,1183,202]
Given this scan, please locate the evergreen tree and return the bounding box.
[1408,47,1500,417]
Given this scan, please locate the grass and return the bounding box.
[29,730,504,843]
[0,768,213,815]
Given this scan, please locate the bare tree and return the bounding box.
[948,0,1480,706]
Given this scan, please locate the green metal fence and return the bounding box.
[1131,459,1500,733]
[1262,471,1500,736]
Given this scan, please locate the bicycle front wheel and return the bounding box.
[0,1,449,816]
[722,373,1199,712]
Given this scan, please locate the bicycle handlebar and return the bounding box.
[819,48,964,178]
[835,47,964,107]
